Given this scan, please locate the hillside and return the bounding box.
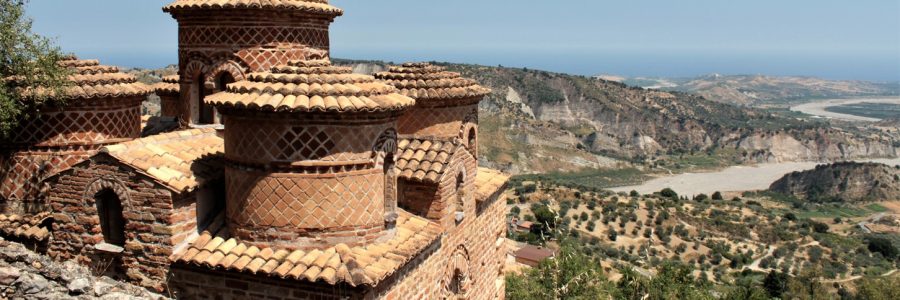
[617,74,900,106]
[770,162,900,202]
[338,60,898,174]
[509,180,900,292]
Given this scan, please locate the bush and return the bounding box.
[783,212,797,221]
[712,191,723,200]
[867,237,899,259]
[630,190,639,197]
[607,229,617,241]
[660,188,678,199]
[693,193,708,201]
[811,221,829,233]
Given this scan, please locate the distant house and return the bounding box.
[515,220,534,232]
[514,245,555,267]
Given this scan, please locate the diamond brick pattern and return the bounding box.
[0,151,90,203]
[180,26,329,50]
[226,169,385,230]
[6,106,141,147]
[225,119,393,164]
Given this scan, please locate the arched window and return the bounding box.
[383,153,398,226]
[455,172,465,223]
[467,127,477,157]
[95,189,126,246]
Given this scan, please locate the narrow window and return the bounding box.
[383,153,398,225]
[455,173,465,223]
[467,127,477,157]
[95,189,126,246]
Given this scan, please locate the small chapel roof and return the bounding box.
[395,138,466,183]
[172,209,441,287]
[204,59,415,114]
[101,128,224,193]
[374,63,491,102]
[162,0,343,16]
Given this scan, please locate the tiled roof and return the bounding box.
[153,75,180,95]
[59,57,151,100]
[474,167,509,202]
[162,0,343,16]
[101,128,224,193]
[0,212,52,241]
[395,138,464,183]
[205,59,415,113]
[374,63,491,102]
[172,210,441,286]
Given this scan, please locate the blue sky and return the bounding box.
[26,0,900,81]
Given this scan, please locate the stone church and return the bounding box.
[0,1,509,299]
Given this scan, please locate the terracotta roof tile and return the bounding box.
[153,75,180,96]
[474,167,509,202]
[101,128,224,193]
[0,212,52,241]
[162,0,343,16]
[475,168,509,201]
[395,138,465,183]
[205,59,415,113]
[374,63,491,102]
[173,210,441,286]
[56,56,151,100]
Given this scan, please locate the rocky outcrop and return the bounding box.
[769,162,900,202]
[0,238,166,299]
[726,131,898,163]
[336,60,899,174]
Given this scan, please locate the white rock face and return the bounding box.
[505,87,535,118]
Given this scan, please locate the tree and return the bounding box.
[607,229,617,241]
[616,262,713,300]
[854,276,900,300]
[762,271,788,298]
[0,0,71,138]
[711,191,723,200]
[660,188,678,199]
[693,193,709,201]
[630,190,639,197]
[506,241,612,299]
[810,221,829,233]
[867,237,899,259]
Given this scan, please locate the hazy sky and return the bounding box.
[25,0,900,81]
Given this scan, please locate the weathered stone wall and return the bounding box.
[47,156,195,291]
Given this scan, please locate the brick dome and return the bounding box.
[374,63,490,104]
[205,59,414,113]
[162,0,343,17]
[0,56,146,208]
[209,59,413,250]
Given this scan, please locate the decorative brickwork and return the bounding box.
[0,56,145,212]
[226,168,387,249]
[398,103,479,140]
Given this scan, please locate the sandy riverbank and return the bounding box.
[610,158,900,197]
[790,97,900,122]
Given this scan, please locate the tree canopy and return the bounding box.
[0,0,70,138]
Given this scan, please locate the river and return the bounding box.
[610,158,900,197]
[789,97,900,122]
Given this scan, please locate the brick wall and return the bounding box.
[0,97,142,209]
[169,265,366,299]
[397,104,477,141]
[46,155,198,291]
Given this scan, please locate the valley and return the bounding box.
[611,158,900,197]
[790,97,900,122]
